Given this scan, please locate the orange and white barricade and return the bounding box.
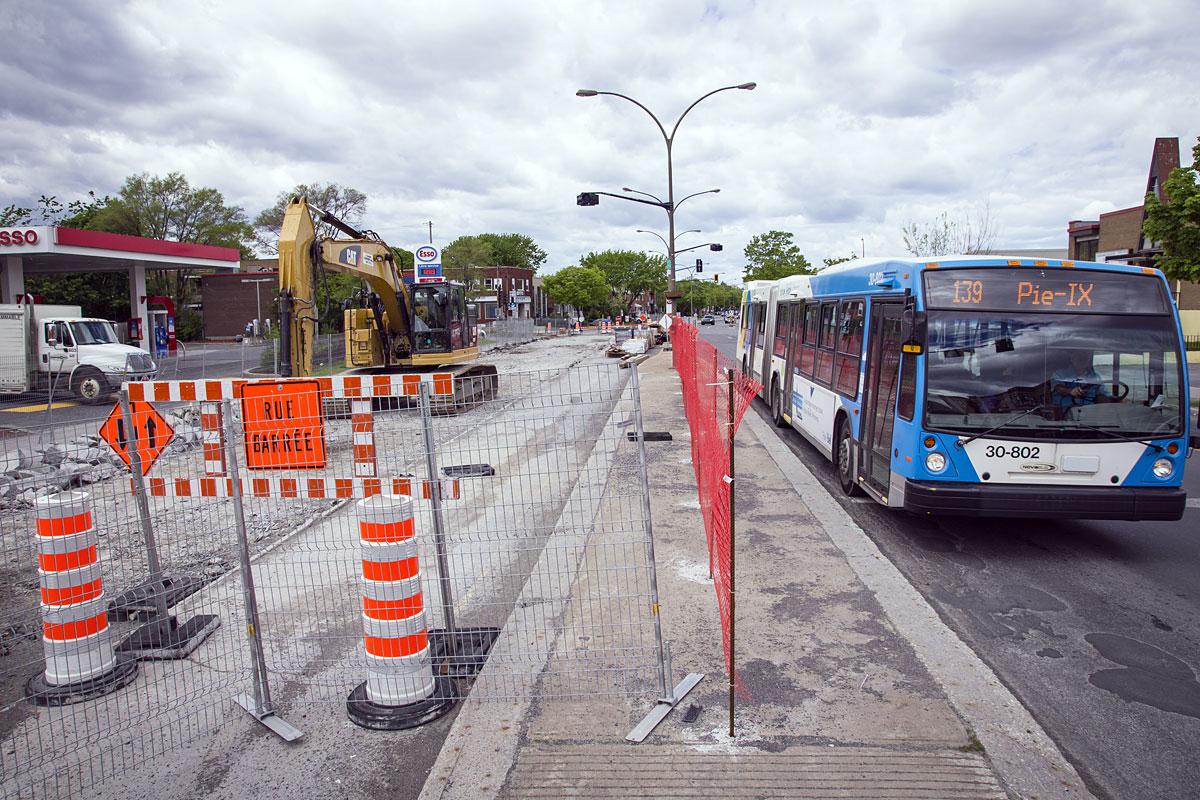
[30,490,137,703]
[347,494,454,728]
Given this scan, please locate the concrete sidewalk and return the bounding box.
[423,350,1091,799]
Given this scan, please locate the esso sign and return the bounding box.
[415,246,439,263]
[0,229,39,246]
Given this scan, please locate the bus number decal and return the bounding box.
[984,445,1041,459]
[952,279,984,305]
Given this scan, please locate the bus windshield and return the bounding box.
[924,311,1184,440]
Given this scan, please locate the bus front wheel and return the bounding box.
[836,418,862,497]
[770,380,787,428]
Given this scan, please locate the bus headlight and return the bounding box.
[925,452,947,473]
[1152,458,1173,479]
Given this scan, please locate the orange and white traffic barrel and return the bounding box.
[346,494,454,729]
[28,490,137,705]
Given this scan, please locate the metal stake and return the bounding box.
[223,399,303,741]
[418,381,457,651]
[626,363,703,743]
[119,394,172,623]
[727,366,737,738]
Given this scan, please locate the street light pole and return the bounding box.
[577,83,756,313]
[241,278,273,336]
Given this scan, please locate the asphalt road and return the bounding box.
[699,322,1200,800]
[0,340,275,431]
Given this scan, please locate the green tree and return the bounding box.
[87,172,254,328]
[1144,136,1200,282]
[743,230,813,280]
[253,183,368,254]
[0,192,112,227]
[475,233,547,272]
[542,266,609,319]
[578,249,667,310]
[442,235,496,290]
[823,253,858,267]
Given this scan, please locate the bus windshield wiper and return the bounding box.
[954,405,1046,448]
[1052,421,1164,452]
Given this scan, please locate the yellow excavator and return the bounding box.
[276,196,497,402]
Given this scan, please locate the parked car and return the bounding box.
[700,314,715,325]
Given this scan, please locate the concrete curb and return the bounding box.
[743,409,1094,800]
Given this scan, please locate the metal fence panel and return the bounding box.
[0,357,665,798]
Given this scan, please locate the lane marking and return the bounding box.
[2,400,79,413]
[1187,499,1199,509]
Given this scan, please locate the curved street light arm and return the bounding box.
[669,83,754,141]
[623,187,666,205]
[675,188,720,210]
[592,91,670,144]
[636,229,670,249]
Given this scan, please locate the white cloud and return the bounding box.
[0,0,1196,276]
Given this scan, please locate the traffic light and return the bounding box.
[576,192,599,206]
[695,258,702,273]
[709,244,723,252]
[712,274,719,281]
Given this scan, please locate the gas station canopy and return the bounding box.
[0,225,241,349]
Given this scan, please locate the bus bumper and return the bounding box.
[902,480,1186,521]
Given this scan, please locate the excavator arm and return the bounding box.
[278,196,412,376]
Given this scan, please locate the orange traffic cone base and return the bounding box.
[346,675,456,730]
[26,652,138,707]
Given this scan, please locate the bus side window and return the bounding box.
[788,303,805,374]
[799,301,818,378]
[816,302,837,385]
[755,303,766,338]
[774,304,790,357]
[835,300,864,397]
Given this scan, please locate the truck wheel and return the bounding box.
[71,368,110,405]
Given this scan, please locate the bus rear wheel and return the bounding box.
[836,418,862,497]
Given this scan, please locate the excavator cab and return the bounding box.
[411,283,469,354]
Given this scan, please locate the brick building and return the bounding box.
[1067,137,1180,267]
[200,270,276,339]
[1066,137,1198,335]
[467,265,535,320]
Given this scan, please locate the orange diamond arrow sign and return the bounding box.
[99,400,175,476]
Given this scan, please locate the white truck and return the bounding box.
[0,302,157,404]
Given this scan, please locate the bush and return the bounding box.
[175,308,203,341]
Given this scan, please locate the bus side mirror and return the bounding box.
[901,309,926,354]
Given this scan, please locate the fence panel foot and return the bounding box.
[625,671,705,743]
[234,694,305,742]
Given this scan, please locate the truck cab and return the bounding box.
[0,303,157,404]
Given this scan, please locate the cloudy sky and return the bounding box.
[2,0,1197,279]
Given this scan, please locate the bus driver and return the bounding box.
[1051,349,1113,408]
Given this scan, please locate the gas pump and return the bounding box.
[150,309,169,359]
[144,295,177,353]
[127,317,143,345]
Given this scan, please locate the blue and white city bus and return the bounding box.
[736,257,1196,520]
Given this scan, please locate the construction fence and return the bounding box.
[0,359,670,798]
[668,320,760,694]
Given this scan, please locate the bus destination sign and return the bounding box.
[924,268,1168,314]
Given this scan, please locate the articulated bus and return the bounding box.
[736,257,1196,520]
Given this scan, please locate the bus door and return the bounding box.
[861,301,905,495]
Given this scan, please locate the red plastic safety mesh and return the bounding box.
[669,319,761,695]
